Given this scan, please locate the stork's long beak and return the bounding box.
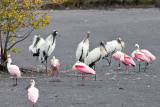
[25,84,31,90]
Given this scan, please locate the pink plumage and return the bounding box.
[141,49,156,60]
[120,54,136,74]
[26,79,39,107]
[134,52,150,63]
[112,51,124,69]
[50,56,60,80]
[7,58,21,86]
[72,62,96,85]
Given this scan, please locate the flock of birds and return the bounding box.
[0,30,156,107]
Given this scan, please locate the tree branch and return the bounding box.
[7,28,34,51]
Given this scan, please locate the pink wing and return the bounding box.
[141,49,156,60]
[112,51,124,61]
[124,56,136,67]
[75,63,96,75]
[28,87,39,103]
[134,52,150,63]
[8,65,21,77]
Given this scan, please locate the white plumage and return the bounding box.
[105,38,125,65]
[84,41,107,80]
[76,31,90,62]
[39,30,58,63]
[29,35,45,57]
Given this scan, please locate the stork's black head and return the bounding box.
[117,38,122,43]
[52,30,58,37]
[100,41,105,47]
[86,31,90,38]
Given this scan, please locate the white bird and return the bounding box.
[26,79,39,107]
[76,31,90,62]
[105,38,125,65]
[29,35,45,59]
[39,30,59,72]
[84,41,107,80]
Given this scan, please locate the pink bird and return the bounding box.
[26,79,39,107]
[120,53,136,74]
[72,61,96,85]
[131,44,150,71]
[112,51,124,70]
[140,48,156,68]
[50,56,60,81]
[7,58,21,86]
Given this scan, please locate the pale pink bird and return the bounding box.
[120,53,136,74]
[131,44,150,71]
[7,58,21,86]
[139,46,156,68]
[72,61,96,85]
[112,51,124,70]
[50,56,60,80]
[26,79,39,107]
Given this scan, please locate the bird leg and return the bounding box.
[126,65,128,74]
[13,77,18,86]
[104,57,111,66]
[46,58,47,73]
[139,61,141,71]
[118,62,121,70]
[145,62,149,69]
[57,70,59,79]
[93,64,97,81]
[33,103,35,107]
[82,74,85,86]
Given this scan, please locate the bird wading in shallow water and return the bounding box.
[26,79,39,107]
[105,38,125,66]
[84,41,107,81]
[131,44,150,71]
[76,31,90,62]
[7,58,21,86]
[72,61,96,85]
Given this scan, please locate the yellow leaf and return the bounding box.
[12,38,16,43]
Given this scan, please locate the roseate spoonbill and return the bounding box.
[120,53,136,74]
[39,30,59,72]
[112,51,124,70]
[29,35,45,59]
[7,58,21,86]
[105,38,125,65]
[84,41,107,80]
[26,79,39,107]
[135,44,156,68]
[72,61,96,85]
[50,56,60,81]
[131,44,150,71]
[76,31,90,62]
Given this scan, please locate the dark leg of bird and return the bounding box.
[145,62,149,69]
[45,59,47,72]
[16,77,18,85]
[104,57,111,66]
[57,70,59,79]
[13,78,15,86]
[118,62,121,70]
[139,61,141,71]
[33,103,35,107]
[94,64,97,81]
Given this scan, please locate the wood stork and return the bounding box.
[105,38,125,66]
[7,58,21,86]
[84,41,107,80]
[131,44,150,71]
[29,35,45,59]
[76,31,90,62]
[39,30,59,72]
[26,79,39,107]
[72,61,96,85]
[119,53,136,74]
